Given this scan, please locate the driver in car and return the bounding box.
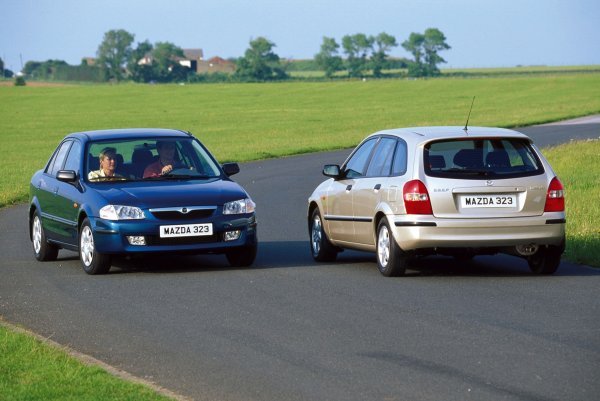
[143,140,180,178]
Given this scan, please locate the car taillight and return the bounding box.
[544,177,565,212]
[403,180,433,215]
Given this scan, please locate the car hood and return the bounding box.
[92,179,249,209]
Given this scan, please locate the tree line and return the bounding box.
[11,28,450,83]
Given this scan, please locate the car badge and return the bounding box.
[486,180,494,186]
[180,207,189,214]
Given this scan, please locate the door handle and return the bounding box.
[373,184,382,191]
[346,185,353,191]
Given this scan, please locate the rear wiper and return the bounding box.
[443,168,491,176]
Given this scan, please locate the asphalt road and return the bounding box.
[1,119,599,401]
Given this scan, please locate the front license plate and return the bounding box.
[160,223,213,238]
[461,195,516,208]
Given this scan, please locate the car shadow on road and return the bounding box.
[52,241,598,277]
[401,255,600,277]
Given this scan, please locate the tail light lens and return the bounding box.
[544,177,565,212]
[403,180,433,214]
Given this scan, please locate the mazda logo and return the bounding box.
[486,180,494,186]
[180,207,189,214]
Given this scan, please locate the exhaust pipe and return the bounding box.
[515,244,539,256]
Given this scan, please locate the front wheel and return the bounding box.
[376,219,407,277]
[31,211,59,261]
[226,243,257,267]
[310,208,338,262]
[527,245,562,275]
[79,218,111,275]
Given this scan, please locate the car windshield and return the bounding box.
[86,137,222,182]
[424,138,544,179]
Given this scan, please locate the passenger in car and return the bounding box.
[88,147,123,180]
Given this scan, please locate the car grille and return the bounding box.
[145,234,220,246]
[150,208,216,220]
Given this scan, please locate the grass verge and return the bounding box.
[542,140,600,267]
[0,322,180,401]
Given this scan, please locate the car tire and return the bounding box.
[31,211,59,262]
[376,218,407,277]
[310,208,338,262]
[527,245,562,275]
[79,218,111,275]
[226,243,257,267]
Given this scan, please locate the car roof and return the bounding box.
[64,128,193,142]
[370,126,532,143]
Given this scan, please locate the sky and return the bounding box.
[1,0,599,72]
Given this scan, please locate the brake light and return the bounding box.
[544,177,565,212]
[403,180,433,214]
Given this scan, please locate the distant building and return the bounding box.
[197,56,236,74]
[137,49,235,74]
[82,57,96,66]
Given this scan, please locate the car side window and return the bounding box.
[63,141,82,172]
[344,138,377,179]
[47,141,72,177]
[391,140,408,176]
[366,137,396,177]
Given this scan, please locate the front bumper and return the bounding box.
[391,213,565,251]
[89,214,257,254]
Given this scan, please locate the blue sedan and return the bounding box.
[29,128,257,274]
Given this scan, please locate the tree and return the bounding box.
[151,42,187,82]
[422,28,450,76]
[96,29,135,81]
[128,40,154,82]
[402,28,450,77]
[371,32,397,78]
[315,37,343,78]
[342,33,373,78]
[235,37,286,81]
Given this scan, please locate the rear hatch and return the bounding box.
[422,137,548,218]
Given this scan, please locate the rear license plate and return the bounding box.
[160,223,213,238]
[461,195,516,208]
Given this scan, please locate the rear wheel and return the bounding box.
[31,211,58,261]
[79,218,111,275]
[310,208,338,262]
[528,245,562,275]
[376,218,407,277]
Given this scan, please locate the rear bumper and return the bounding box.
[391,213,565,250]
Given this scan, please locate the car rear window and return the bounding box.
[424,138,544,179]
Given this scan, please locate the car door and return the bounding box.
[325,137,378,243]
[53,140,84,245]
[36,141,72,241]
[352,137,397,245]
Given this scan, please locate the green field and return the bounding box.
[2,73,600,207]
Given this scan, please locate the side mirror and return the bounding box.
[222,162,240,177]
[56,170,78,183]
[323,164,342,178]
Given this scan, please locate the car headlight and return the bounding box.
[100,205,146,220]
[223,198,256,215]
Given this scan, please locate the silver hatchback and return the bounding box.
[307,127,566,276]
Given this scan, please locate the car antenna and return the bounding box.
[463,96,475,134]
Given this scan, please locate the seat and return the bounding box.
[131,148,154,177]
[428,155,446,169]
[88,153,99,172]
[485,150,511,168]
[453,149,483,169]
